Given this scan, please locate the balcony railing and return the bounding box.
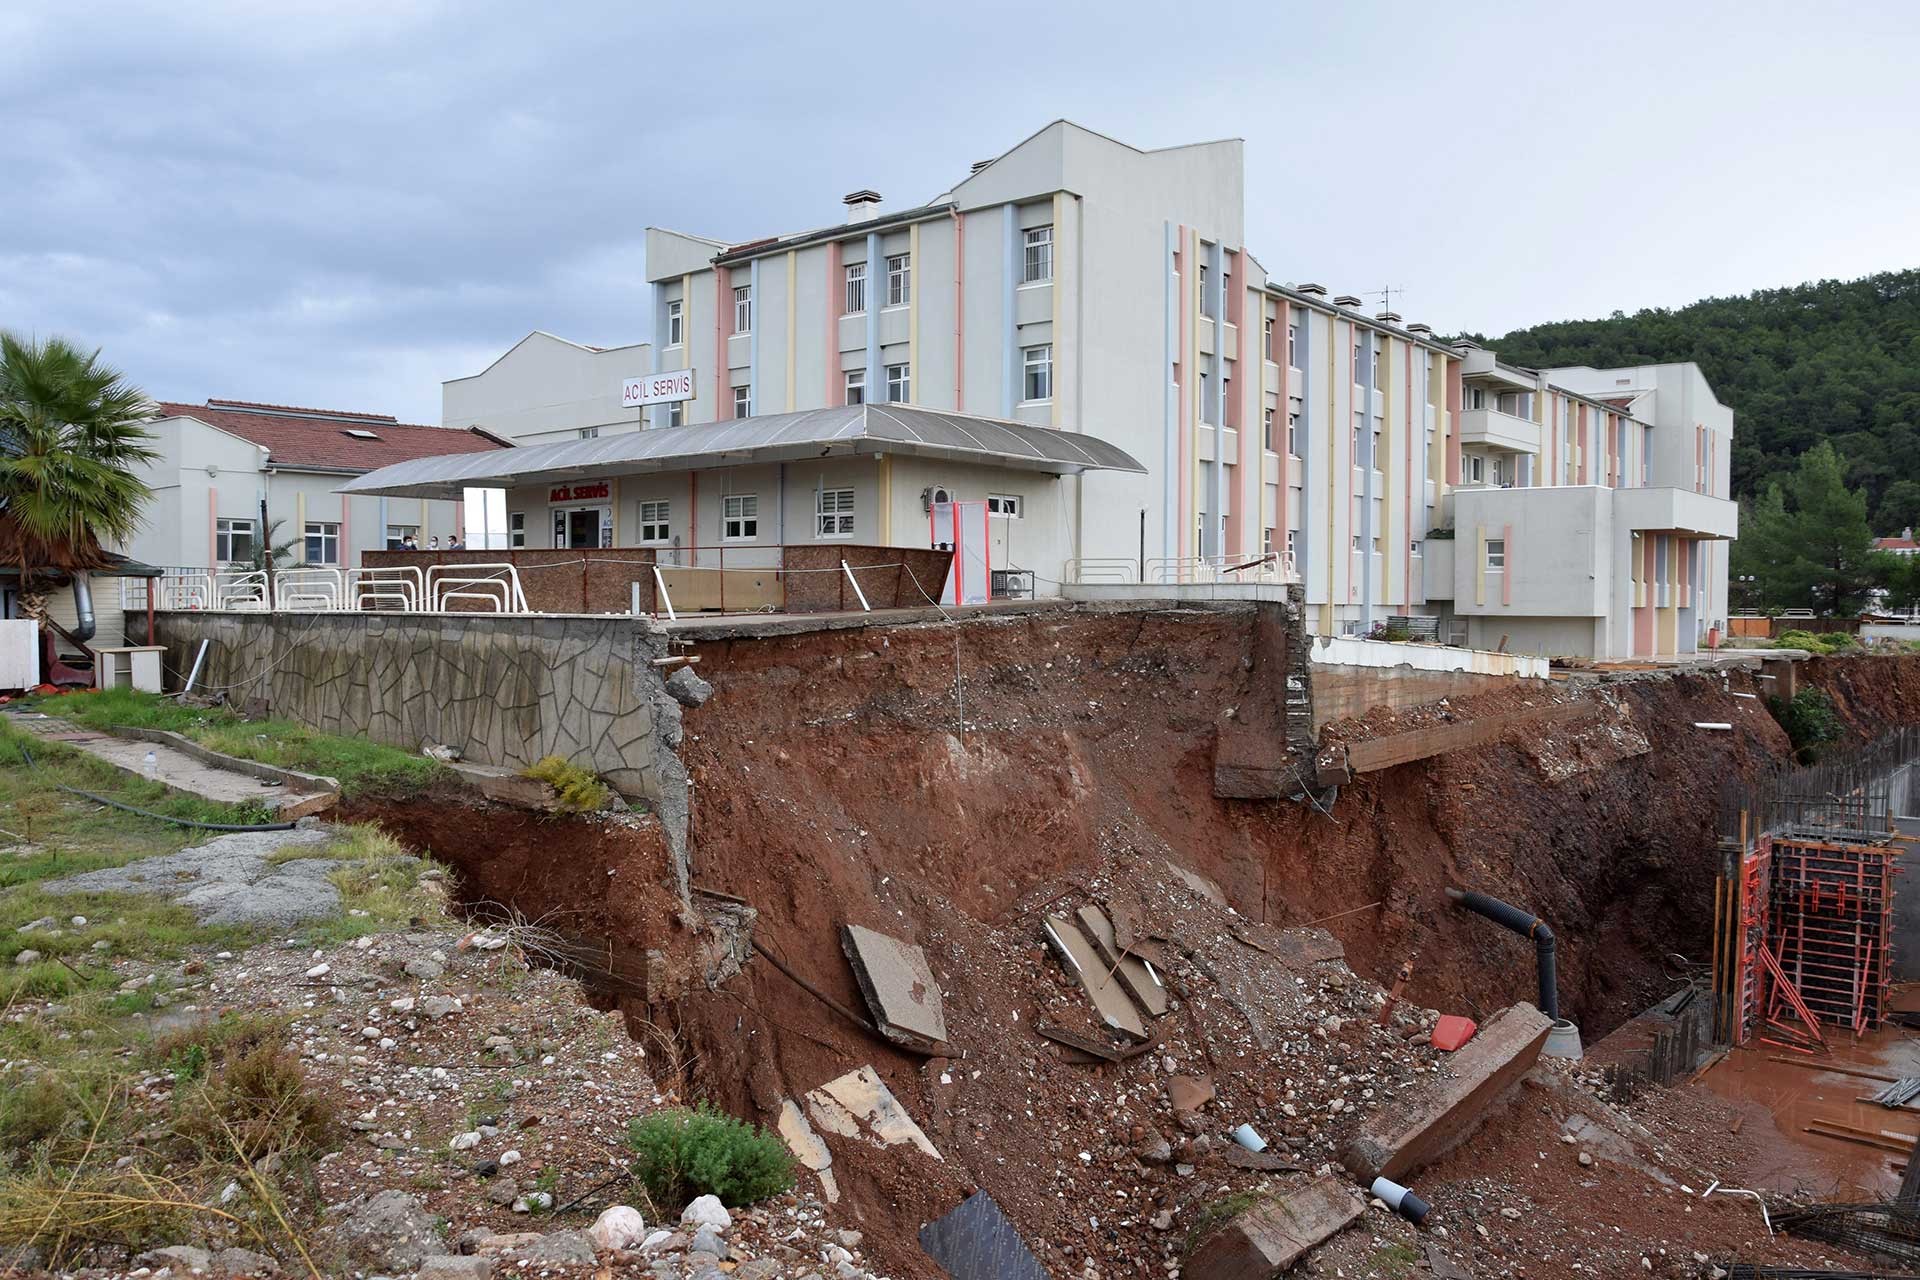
[1065,551,1297,586]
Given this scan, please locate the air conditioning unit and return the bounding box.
[921,485,954,511]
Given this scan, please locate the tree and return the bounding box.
[1876,479,1920,536]
[1871,550,1920,614]
[0,333,157,605]
[241,516,300,571]
[1729,442,1877,615]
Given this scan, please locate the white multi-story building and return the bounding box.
[402,120,1735,658]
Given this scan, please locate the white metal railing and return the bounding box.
[215,570,269,610]
[1065,557,1141,584]
[425,563,530,614]
[1145,552,1294,585]
[273,567,344,611]
[130,563,533,615]
[347,565,424,613]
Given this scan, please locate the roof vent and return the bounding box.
[1406,322,1433,337]
[843,189,882,224]
[341,428,383,440]
[969,159,993,174]
[1333,294,1364,308]
[1296,282,1328,297]
[1375,310,1402,324]
[1451,339,1481,354]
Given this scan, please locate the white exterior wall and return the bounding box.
[443,332,652,445]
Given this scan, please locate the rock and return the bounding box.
[589,1205,647,1253]
[417,1257,493,1280]
[485,1177,520,1206]
[136,1245,213,1272]
[16,917,54,933]
[681,1195,732,1232]
[834,1230,863,1249]
[419,995,460,1020]
[210,1246,277,1277]
[1578,1151,1594,1167]
[639,1230,675,1252]
[689,1227,728,1259]
[13,950,41,966]
[449,1131,481,1151]
[338,1190,445,1271]
[1500,1206,1522,1220]
[305,962,331,978]
[665,667,714,708]
[404,956,446,981]
[1137,1135,1173,1165]
[518,1231,597,1266]
[498,1148,521,1165]
[732,1262,784,1280]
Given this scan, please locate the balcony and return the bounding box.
[1456,407,1540,454]
[1613,487,1739,539]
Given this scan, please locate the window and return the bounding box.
[1351,534,1362,552]
[385,524,418,551]
[1262,407,1275,451]
[986,493,1022,518]
[1465,454,1485,483]
[1262,317,1274,361]
[1287,409,1301,457]
[1372,428,1382,467]
[1286,529,1297,558]
[1199,370,1212,422]
[1486,538,1506,570]
[1353,342,1363,380]
[579,426,599,439]
[1287,323,1299,368]
[733,385,752,419]
[844,368,865,405]
[1370,345,1381,386]
[844,262,867,315]
[666,400,684,428]
[638,501,670,543]
[1022,344,1052,402]
[885,362,910,403]
[666,300,684,346]
[722,494,759,541]
[1199,263,1212,317]
[1261,528,1273,555]
[1411,540,1423,556]
[815,487,854,538]
[1467,386,1487,410]
[303,521,339,565]
[733,284,752,334]
[886,254,911,307]
[509,513,525,549]
[1022,225,1052,283]
[215,517,255,563]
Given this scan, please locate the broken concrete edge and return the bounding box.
[840,924,948,1051]
[1041,914,1149,1042]
[105,724,339,795]
[1183,1176,1366,1280]
[1338,1001,1554,1185]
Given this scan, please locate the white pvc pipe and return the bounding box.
[652,565,676,622]
[841,560,871,612]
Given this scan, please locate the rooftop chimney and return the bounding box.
[1451,339,1481,354]
[1333,294,1364,308]
[1406,322,1433,337]
[843,189,882,224]
[1375,310,1402,324]
[1295,282,1328,297]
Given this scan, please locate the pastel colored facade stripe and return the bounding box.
[825,241,842,406]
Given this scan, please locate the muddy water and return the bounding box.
[1699,990,1920,1198]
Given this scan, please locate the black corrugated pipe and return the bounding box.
[1445,887,1557,1021]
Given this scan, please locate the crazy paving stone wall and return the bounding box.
[148,611,690,867]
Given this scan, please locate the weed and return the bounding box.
[1370,1242,1419,1277]
[522,755,613,813]
[0,1076,79,1153]
[625,1105,795,1211]
[176,1044,337,1163]
[146,1011,286,1080]
[1183,1190,1263,1258]
[1770,686,1842,762]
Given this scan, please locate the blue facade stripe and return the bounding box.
[865,231,882,401]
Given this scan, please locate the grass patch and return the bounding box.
[1369,1242,1420,1277]
[292,823,447,946]
[20,688,448,798]
[522,755,613,813]
[626,1105,795,1211]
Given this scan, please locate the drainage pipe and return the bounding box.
[1445,887,1557,1022]
[70,576,97,642]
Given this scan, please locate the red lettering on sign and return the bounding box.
[549,482,610,503]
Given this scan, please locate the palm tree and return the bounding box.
[0,334,157,613]
[242,516,301,571]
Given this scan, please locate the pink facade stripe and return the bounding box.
[1226,249,1243,557]
[826,241,842,407]
[1501,521,1513,607]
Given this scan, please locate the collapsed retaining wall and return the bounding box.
[148,610,691,880]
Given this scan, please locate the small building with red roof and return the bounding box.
[118,399,507,570]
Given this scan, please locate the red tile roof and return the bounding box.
[156,399,507,473]
[1875,535,1918,551]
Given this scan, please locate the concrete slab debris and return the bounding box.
[42,827,342,927]
[1167,1074,1215,1113]
[1183,1176,1366,1280]
[776,1098,839,1204]
[1166,861,1228,907]
[805,1065,941,1161]
[1042,914,1149,1041]
[840,924,948,1049]
[1340,1001,1554,1184]
[1075,905,1169,1016]
[918,1190,1047,1280]
[23,721,334,819]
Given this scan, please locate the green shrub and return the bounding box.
[1774,628,1859,655]
[523,756,613,813]
[1771,687,1842,762]
[625,1105,794,1210]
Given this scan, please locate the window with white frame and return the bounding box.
[215,517,255,563]
[1261,527,1273,555]
[986,493,1022,518]
[885,362,910,403]
[1465,453,1485,483]
[385,524,417,551]
[666,300,683,346]
[509,513,525,549]
[1022,225,1052,283]
[844,368,865,405]
[638,501,670,543]
[1199,263,1213,317]
[1467,385,1487,410]
[1410,539,1423,556]
[733,385,751,419]
[722,494,758,541]
[303,521,339,564]
[733,284,752,334]
[1286,528,1297,558]
[1262,317,1274,361]
[1022,344,1052,402]
[579,426,599,439]
[1199,370,1212,423]
[1350,534,1362,552]
[1262,406,1275,451]
[886,254,911,307]
[667,400,684,428]
[1486,538,1506,570]
[815,487,854,538]
[1287,322,1299,368]
[1287,408,1301,457]
[844,262,866,315]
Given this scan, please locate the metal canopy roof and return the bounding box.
[338,404,1147,499]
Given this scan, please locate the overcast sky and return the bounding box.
[5,0,1916,424]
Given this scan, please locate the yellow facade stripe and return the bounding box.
[296,492,306,560]
[785,251,797,411]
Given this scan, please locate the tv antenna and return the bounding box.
[1369,286,1408,316]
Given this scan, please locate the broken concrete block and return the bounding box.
[804,1065,941,1160]
[919,1190,1047,1280]
[1340,1001,1554,1184]
[1042,914,1148,1042]
[1167,861,1228,907]
[841,924,947,1049]
[776,1098,840,1204]
[664,667,713,708]
[1184,1176,1365,1280]
[1167,1074,1215,1113]
[1075,905,1169,1017]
